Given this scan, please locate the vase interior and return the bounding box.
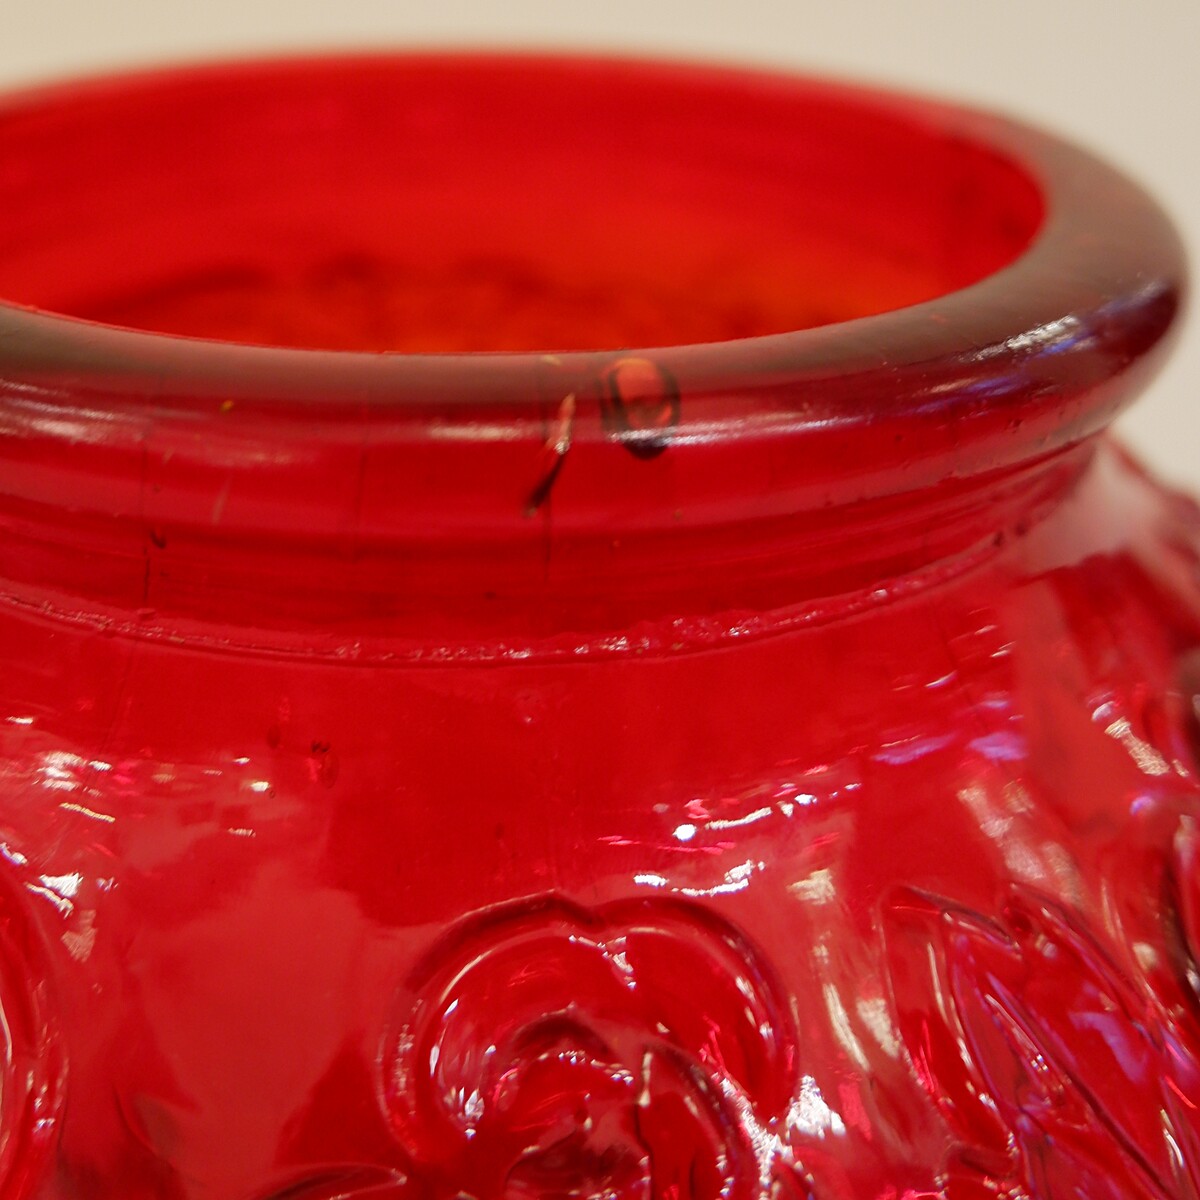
[0,57,1044,352]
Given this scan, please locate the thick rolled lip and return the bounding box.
[0,52,1187,540]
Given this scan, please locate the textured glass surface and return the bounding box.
[0,53,1191,1199]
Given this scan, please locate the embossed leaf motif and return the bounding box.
[1165,814,1200,1181]
[380,895,802,1200]
[0,867,65,1200]
[885,888,1199,1200]
[1174,816,1200,1001]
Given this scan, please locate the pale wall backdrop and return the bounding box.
[2,0,1196,487]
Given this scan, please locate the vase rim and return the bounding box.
[0,51,1187,644]
[0,54,1185,386]
[0,52,1180,453]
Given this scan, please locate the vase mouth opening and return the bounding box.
[0,53,1186,642]
[0,54,1182,412]
[0,54,1046,355]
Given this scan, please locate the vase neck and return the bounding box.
[0,417,1092,663]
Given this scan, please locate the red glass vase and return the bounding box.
[0,52,1194,1199]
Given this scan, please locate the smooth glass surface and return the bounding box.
[0,53,1192,1199]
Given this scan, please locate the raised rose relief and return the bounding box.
[262,895,809,1200]
[380,896,804,1199]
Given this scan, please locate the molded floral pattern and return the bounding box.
[1173,815,1200,1004]
[0,866,65,1200]
[266,895,806,1199]
[379,895,802,1199]
[884,885,1200,1199]
[263,865,1200,1200]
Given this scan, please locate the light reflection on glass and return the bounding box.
[58,801,115,824]
[789,1074,847,1139]
[1097,707,1172,777]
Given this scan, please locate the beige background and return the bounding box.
[2,0,1196,487]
